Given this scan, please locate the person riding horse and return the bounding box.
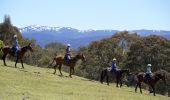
[144,64,153,81]
[64,44,71,62]
[111,58,120,73]
[12,35,20,56]
[101,58,130,87]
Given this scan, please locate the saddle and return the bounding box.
[107,67,119,74]
[11,47,17,52]
[64,54,71,62]
[144,73,153,81]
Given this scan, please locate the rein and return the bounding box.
[154,74,162,80]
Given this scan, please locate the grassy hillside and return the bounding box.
[0,60,169,100]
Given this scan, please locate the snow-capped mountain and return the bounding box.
[20,25,77,32]
[20,25,118,48]
[20,25,170,48]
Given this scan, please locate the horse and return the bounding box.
[1,43,33,68]
[48,54,85,78]
[135,71,166,96]
[100,68,130,87]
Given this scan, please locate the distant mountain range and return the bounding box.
[20,25,170,48]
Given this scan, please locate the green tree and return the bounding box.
[0,15,23,45]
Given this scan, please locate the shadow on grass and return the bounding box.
[3,65,16,68]
[81,78,96,82]
[18,68,28,73]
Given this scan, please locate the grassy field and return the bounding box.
[0,60,169,100]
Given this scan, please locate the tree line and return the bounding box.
[77,31,170,96]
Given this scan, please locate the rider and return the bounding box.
[13,35,19,56]
[144,64,153,80]
[65,44,71,62]
[111,58,119,73]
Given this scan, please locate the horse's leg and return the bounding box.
[139,83,142,94]
[69,67,72,78]
[20,59,24,69]
[135,83,139,93]
[15,57,19,68]
[106,71,109,86]
[53,64,58,74]
[72,67,75,74]
[2,54,7,66]
[100,71,104,84]
[116,75,119,87]
[120,77,123,88]
[151,85,156,96]
[58,64,63,76]
[149,86,153,93]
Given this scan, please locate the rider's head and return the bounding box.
[147,64,152,67]
[67,44,71,47]
[113,58,116,61]
[14,35,17,39]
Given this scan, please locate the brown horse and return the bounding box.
[1,43,33,68]
[48,54,85,78]
[100,68,130,87]
[135,71,166,96]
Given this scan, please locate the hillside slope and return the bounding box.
[0,60,169,100]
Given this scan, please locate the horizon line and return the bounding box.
[18,24,170,31]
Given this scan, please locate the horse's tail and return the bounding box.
[48,58,55,68]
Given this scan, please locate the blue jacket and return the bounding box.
[111,61,117,70]
[13,39,19,48]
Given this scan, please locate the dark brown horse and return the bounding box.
[1,43,33,68]
[48,54,85,78]
[100,68,130,87]
[135,71,166,96]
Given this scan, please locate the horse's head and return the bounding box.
[155,72,166,85]
[76,54,86,62]
[26,43,33,52]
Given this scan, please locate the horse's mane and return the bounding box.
[154,69,166,75]
[154,69,166,73]
[21,46,28,51]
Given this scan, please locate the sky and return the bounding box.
[0,0,170,30]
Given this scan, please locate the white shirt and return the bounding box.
[146,66,152,74]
